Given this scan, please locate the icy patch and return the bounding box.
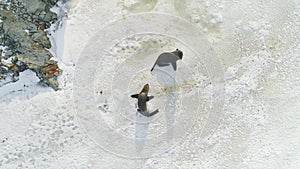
[0,46,8,57]
[24,29,29,35]
[47,0,70,61]
[0,69,53,102]
[225,51,274,101]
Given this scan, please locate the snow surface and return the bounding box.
[1,0,300,168]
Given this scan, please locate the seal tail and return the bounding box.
[148,109,159,117]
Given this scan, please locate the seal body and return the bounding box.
[151,49,183,71]
[137,92,148,112]
[131,84,159,117]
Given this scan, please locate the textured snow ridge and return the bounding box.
[1,0,300,168]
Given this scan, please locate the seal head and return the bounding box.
[171,48,183,60]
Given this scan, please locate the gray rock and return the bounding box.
[0,0,64,90]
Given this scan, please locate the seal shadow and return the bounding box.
[135,113,153,153]
[152,65,177,144]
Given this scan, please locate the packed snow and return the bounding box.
[1,0,300,168]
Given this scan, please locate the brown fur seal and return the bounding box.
[150,49,183,71]
[131,84,159,117]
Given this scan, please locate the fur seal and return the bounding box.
[150,49,183,71]
[131,84,159,117]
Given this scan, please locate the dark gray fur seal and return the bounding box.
[131,84,159,117]
[150,49,183,71]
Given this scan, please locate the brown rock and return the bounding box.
[41,60,60,79]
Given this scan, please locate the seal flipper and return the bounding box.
[171,62,177,71]
[131,94,139,98]
[147,96,154,101]
[139,109,159,117]
[151,60,158,71]
[151,63,156,71]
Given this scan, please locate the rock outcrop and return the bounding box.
[0,0,62,90]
